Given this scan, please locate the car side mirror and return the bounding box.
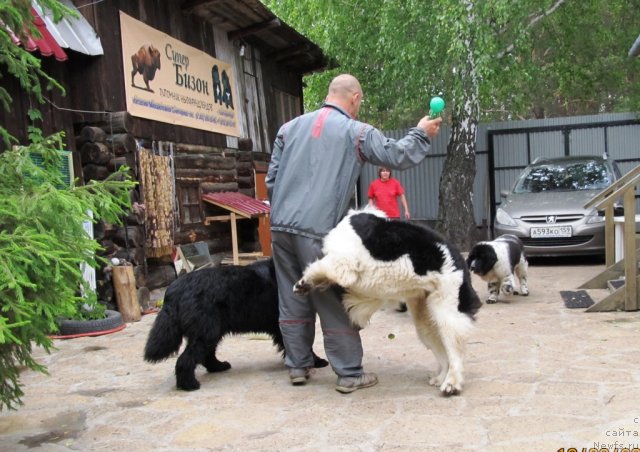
[500,190,509,198]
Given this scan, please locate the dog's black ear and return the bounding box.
[465,249,475,266]
[466,258,476,272]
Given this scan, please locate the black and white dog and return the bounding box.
[294,207,482,395]
[144,259,328,391]
[466,234,529,304]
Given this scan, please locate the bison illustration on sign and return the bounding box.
[131,45,161,92]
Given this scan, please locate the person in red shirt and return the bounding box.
[367,166,410,219]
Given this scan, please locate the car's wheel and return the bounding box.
[57,310,124,336]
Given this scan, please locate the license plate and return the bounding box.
[530,226,572,238]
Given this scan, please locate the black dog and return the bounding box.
[466,234,529,304]
[144,259,328,391]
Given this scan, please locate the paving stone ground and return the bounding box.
[1,258,640,451]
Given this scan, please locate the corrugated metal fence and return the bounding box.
[364,112,640,229]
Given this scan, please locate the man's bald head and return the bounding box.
[328,74,362,98]
[326,74,364,118]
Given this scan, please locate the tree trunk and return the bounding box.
[437,12,479,253]
[173,154,236,170]
[91,112,133,133]
[83,164,110,181]
[112,265,141,322]
[200,182,239,193]
[145,264,177,290]
[112,246,145,266]
[109,225,144,248]
[106,133,137,155]
[80,142,113,165]
[173,143,226,154]
[78,126,107,144]
[174,168,236,181]
[107,155,136,172]
[438,118,478,252]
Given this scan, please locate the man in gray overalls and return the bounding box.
[266,74,442,393]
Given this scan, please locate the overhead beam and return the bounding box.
[228,18,281,41]
[268,43,310,61]
[292,60,333,76]
[181,0,218,13]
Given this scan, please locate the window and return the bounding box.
[177,180,203,225]
[514,160,614,193]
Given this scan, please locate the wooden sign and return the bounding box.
[120,11,240,136]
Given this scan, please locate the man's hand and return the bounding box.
[417,116,443,139]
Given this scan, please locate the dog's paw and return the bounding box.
[293,279,312,295]
[440,382,461,396]
[486,296,497,304]
[519,288,530,296]
[312,353,329,368]
[204,361,231,373]
[501,284,514,295]
[177,379,201,391]
[439,372,462,396]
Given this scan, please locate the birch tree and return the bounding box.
[264,0,639,249]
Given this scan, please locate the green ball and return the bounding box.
[430,96,445,114]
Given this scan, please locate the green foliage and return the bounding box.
[488,0,640,118]
[0,0,76,148]
[264,0,640,249]
[0,144,134,404]
[264,0,640,128]
[0,0,134,411]
[0,136,136,410]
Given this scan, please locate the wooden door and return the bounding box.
[255,171,272,256]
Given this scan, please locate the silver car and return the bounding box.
[494,155,622,257]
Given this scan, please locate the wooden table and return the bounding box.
[201,192,271,265]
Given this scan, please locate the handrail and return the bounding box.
[584,164,640,210]
[593,175,640,211]
[583,163,639,311]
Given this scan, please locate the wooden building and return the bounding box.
[1,0,331,307]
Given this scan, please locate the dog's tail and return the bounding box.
[143,300,182,363]
[458,274,483,320]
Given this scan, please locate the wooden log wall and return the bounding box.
[75,116,266,305]
[75,122,150,311]
[173,142,238,253]
[172,141,266,255]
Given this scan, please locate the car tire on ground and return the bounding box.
[57,309,124,336]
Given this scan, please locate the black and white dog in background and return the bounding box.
[294,207,482,396]
[466,234,529,304]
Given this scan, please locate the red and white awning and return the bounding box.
[7,7,67,61]
[7,0,103,61]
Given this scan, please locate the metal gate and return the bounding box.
[372,112,640,233]
[487,113,640,233]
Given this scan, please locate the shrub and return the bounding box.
[0,131,136,410]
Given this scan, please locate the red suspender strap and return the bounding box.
[312,107,332,138]
[355,124,368,162]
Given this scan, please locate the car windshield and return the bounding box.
[513,160,613,194]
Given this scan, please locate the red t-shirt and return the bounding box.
[368,178,404,218]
